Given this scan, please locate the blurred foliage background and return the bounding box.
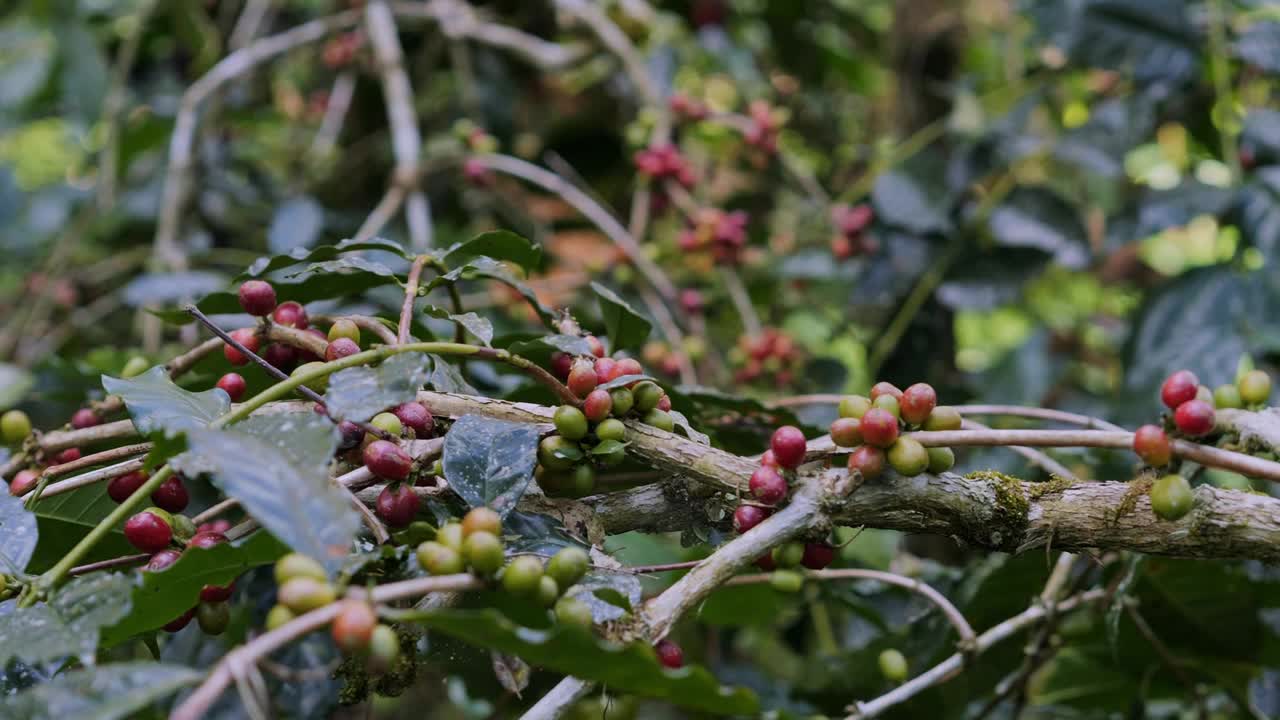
[4,0,1280,717]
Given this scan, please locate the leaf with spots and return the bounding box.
[442,415,541,517]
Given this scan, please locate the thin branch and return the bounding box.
[24,444,151,507]
[718,267,763,339]
[68,553,149,577]
[963,419,1077,480]
[391,0,585,70]
[345,484,391,544]
[310,70,357,157]
[352,185,407,243]
[552,0,660,106]
[399,256,428,344]
[1125,601,1208,719]
[952,404,1127,433]
[192,497,240,526]
[24,457,145,503]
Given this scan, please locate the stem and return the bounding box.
[399,256,427,345]
[770,397,1126,433]
[25,454,148,506]
[962,419,1077,480]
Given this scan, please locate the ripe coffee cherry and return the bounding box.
[1213,384,1243,409]
[1239,370,1273,406]
[145,549,183,572]
[770,426,807,469]
[585,335,606,358]
[328,318,360,343]
[879,649,908,682]
[838,395,872,419]
[462,507,502,537]
[238,280,277,316]
[801,542,835,570]
[655,639,684,669]
[859,409,899,448]
[266,604,296,631]
[462,531,504,575]
[848,446,886,480]
[1174,399,1215,436]
[1161,370,1199,409]
[9,469,38,496]
[1150,474,1194,521]
[749,465,788,505]
[363,440,412,480]
[1,410,31,444]
[376,484,420,528]
[733,504,770,533]
[197,601,231,635]
[536,576,561,607]
[594,358,618,383]
[368,624,401,673]
[392,402,433,437]
[772,542,805,568]
[583,390,613,423]
[189,531,228,550]
[332,600,378,653]
[567,362,599,398]
[900,383,937,425]
[887,438,928,476]
[873,394,901,419]
[71,408,100,429]
[1133,425,1172,466]
[215,373,247,402]
[923,406,963,431]
[771,569,805,593]
[657,395,672,412]
[275,552,328,584]
[163,608,196,633]
[547,547,589,589]
[325,337,361,362]
[272,301,308,329]
[551,353,574,380]
[197,519,232,535]
[502,556,545,596]
[643,408,675,432]
[201,580,235,602]
[262,343,298,372]
[124,511,173,553]
[418,540,465,575]
[760,450,780,469]
[555,597,594,628]
[614,358,644,378]
[554,405,590,441]
[337,420,363,450]
[278,577,337,613]
[756,553,777,571]
[151,476,189,513]
[53,448,81,466]
[926,447,955,473]
[830,418,863,448]
[223,328,260,366]
[870,382,903,401]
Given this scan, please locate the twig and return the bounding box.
[344,484,391,544]
[552,0,659,106]
[310,70,357,157]
[352,185,407,243]
[312,314,399,346]
[391,0,585,70]
[718,267,763,339]
[953,404,1127,433]
[24,446,151,507]
[399,256,429,344]
[192,498,241,526]
[68,553,150,577]
[962,419,1077,480]
[96,0,159,210]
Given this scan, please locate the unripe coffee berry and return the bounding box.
[1133,425,1172,466]
[859,408,899,448]
[370,412,403,438]
[878,649,908,682]
[436,522,465,550]
[145,549,183,572]
[417,541,465,575]
[392,402,433,437]
[331,600,378,653]
[772,542,805,568]
[1161,370,1199,409]
[848,446,886,480]
[376,484,420,527]
[633,382,664,413]
[769,426,807,469]
[197,601,231,635]
[536,576,561,607]
[1174,399,1215,436]
[838,395,871,419]
[121,356,150,378]
[278,577,337,613]
[590,420,623,447]
[567,362,599,398]
[583,390,613,423]
[107,470,147,503]
[1213,384,1243,409]
[830,418,863,448]
[266,604,296,631]
[238,280,277,316]
[655,639,684,669]
[328,318,360,343]
[872,394,901,420]
[325,337,361,362]
[642,409,675,432]
[801,542,835,570]
[733,504,770,533]
[223,328,260,366]
[151,476,189,513]
[925,446,955,473]
[749,465,788,505]
[367,624,401,673]
[1,410,31,444]
[462,507,502,537]
[363,440,412,480]
[272,301,308,329]
[899,383,937,425]
[274,552,327,584]
[554,405,590,441]
[770,569,805,593]
[463,531,505,575]
[216,373,247,402]
[887,437,929,476]
[923,406,963,431]
[172,514,196,544]
[609,388,635,416]
[870,382,903,401]
[124,511,173,553]
[502,556,545,596]
[569,463,600,493]
[555,597,594,628]
[1239,370,1272,406]
[1150,474,1194,520]
[71,408,100,429]
[547,547,590,589]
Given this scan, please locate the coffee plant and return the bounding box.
[3,0,1280,718]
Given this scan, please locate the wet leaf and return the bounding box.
[323,352,432,422]
[442,415,541,516]
[101,366,228,437]
[0,662,200,720]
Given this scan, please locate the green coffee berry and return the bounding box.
[1239,370,1272,406]
[838,395,872,419]
[925,446,955,474]
[632,382,664,413]
[501,556,545,596]
[887,437,929,476]
[1213,384,1243,409]
[462,531,505,575]
[553,405,589,441]
[1,410,31,445]
[538,435,582,470]
[772,542,805,569]
[923,406,963,431]
[275,553,328,584]
[1150,474,1194,521]
[609,388,635,416]
[536,575,561,607]
[266,604,295,631]
[436,522,465,551]
[417,541,465,575]
[554,597,594,628]
[595,418,627,443]
[547,547,590,589]
[872,394,901,420]
[878,649,908,682]
[370,412,403,437]
[642,409,675,432]
[770,569,805,593]
[121,356,151,378]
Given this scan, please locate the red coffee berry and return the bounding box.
[300,328,328,361]
[551,352,573,380]
[332,600,378,653]
[272,301,309,329]
[1174,400,1215,437]
[200,581,235,603]
[392,402,434,437]
[679,289,705,314]
[859,408,899,448]
[376,484,421,527]
[755,553,777,571]
[583,389,613,422]
[337,420,363,450]
[325,337,361,362]
[733,504,770,533]
[749,465,788,505]
[848,446,886,480]
[124,511,173,553]
[151,476,189,513]
[1161,370,1200,410]
[262,343,298,372]
[188,531,228,550]
[614,358,644,378]
[1133,424,1173,466]
[594,357,618,382]
[870,382,903,402]
[567,361,599,398]
[71,408,100,429]
[585,335,606,358]
[54,448,81,465]
[830,418,863,447]
[801,543,835,570]
[216,373,246,402]
[364,440,413,480]
[238,280,277,316]
[196,519,231,535]
[769,426,807,469]
[655,639,685,669]
[146,549,182,572]
[760,450,780,468]
[9,469,38,496]
[108,470,148,503]
[163,608,196,633]
[223,328,260,366]
[900,383,937,425]
[657,395,672,412]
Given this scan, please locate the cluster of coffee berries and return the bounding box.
[359,403,435,528]
[1158,370,1218,438]
[143,520,236,634]
[109,468,190,513]
[633,143,696,188]
[829,203,877,259]
[676,208,749,264]
[833,382,959,480]
[731,328,804,386]
[669,92,709,121]
[417,508,596,628]
[743,100,782,154]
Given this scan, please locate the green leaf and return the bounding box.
[591,282,652,351]
[0,363,34,409]
[443,230,542,273]
[442,415,541,517]
[429,355,478,394]
[102,531,287,645]
[586,439,627,456]
[987,188,1089,269]
[0,21,56,108]
[568,572,641,623]
[0,662,201,720]
[172,413,356,576]
[423,308,494,346]
[101,366,228,437]
[427,258,556,326]
[323,352,432,423]
[391,608,758,715]
[0,573,132,667]
[503,334,594,359]
[0,489,36,573]
[26,484,135,573]
[870,155,952,235]
[120,271,229,309]
[1028,0,1200,86]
